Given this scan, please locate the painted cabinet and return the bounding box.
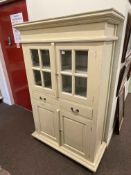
[16,9,124,172]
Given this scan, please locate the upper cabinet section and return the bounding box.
[15,9,124,44]
[16,9,124,104]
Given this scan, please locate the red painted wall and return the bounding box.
[0,0,31,110]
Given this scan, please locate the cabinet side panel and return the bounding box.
[95,42,114,155]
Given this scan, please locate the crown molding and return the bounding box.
[15,8,124,31]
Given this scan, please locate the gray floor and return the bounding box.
[0,94,131,175]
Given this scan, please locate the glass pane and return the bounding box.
[31,49,39,67]
[33,70,42,86]
[60,50,72,71]
[75,77,87,97]
[43,72,52,88]
[62,75,72,93]
[75,51,88,73]
[41,50,50,68]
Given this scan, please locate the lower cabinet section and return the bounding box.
[31,99,106,172]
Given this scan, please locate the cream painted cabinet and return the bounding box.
[16,9,124,172]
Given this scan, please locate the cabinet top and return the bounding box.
[15,8,124,31]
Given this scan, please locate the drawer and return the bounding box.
[31,91,58,106]
[60,100,93,119]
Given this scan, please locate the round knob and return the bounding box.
[76,109,79,113]
[71,107,73,111]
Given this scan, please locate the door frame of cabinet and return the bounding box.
[56,43,96,106]
[25,43,58,97]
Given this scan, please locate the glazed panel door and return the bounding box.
[56,43,96,106]
[26,44,57,97]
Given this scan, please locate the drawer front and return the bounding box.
[60,100,93,119]
[31,91,58,106]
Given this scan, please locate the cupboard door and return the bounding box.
[56,44,96,106]
[33,100,59,144]
[26,44,57,97]
[60,111,90,158]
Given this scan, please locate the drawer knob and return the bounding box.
[71,107,79,113]
[39,97,46,101]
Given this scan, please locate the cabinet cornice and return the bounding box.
[15,8,124,31]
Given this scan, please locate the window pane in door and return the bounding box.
[43,72,52,88]
[75,51,88,73]
[62,75,72,93]
[60,50,72,71]
[41,50,50,68]
[75,77,87,97]
[33,70,42,86]
[31,49,39,67]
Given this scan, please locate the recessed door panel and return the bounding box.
[39,107,56,138]
[63,117,85,152]
[60,111,90,158]
[34,101,59,143]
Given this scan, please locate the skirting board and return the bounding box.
[32,131,107,172]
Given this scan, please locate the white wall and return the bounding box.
[0,44,14,105]
[26,0,127,21]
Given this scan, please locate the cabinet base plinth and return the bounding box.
[32,131,107,172]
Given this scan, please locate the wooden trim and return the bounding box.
[127,62,131,80]
[20,37,118,44]
[115,87,125,134]
[121,13,131,63]
[116,65,126,96]
[15,8,124,31]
